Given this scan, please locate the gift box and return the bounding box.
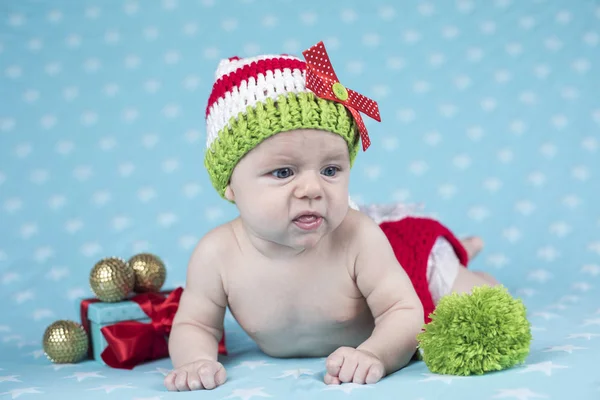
[79,287,227,369]
[87,298,150,365]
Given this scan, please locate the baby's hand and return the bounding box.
[164,359,226,391]
[324,347,385,385]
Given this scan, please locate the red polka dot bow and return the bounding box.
[302,41,381,151]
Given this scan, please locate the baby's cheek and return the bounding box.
[260,194,287,217]
[243,189,271,211]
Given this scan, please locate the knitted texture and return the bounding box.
[379,217,470,324]
[205,92,358,199]
[417,285,532,375]
[204,54,359,199]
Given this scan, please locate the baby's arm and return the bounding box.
[342,215,424,380]
[165,230,228,390]
[354,217,424,373]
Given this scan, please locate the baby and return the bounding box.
[164,41,498,391]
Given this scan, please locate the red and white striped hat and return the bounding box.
[204,52,359,199]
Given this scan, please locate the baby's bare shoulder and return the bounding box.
[187,220,239,276]
[337,209,386,246]
[193,220,237,257]
[184,219,240,299]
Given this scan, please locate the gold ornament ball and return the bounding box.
[128,253,167,293]
[89,257,135,302]
[42,320,89,364]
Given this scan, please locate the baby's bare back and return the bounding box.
[224,217,375,357]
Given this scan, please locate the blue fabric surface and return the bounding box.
[1,0,599,399]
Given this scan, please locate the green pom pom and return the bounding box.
[416,285,532,376]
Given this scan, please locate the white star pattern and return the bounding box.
[572,282,593,292]
[0,375,21,383]
[273,369,314,379]
[562,194,581,208]
[537,246,559,262]
[323,383,374,394]
[86,384,136,394]
[560,295,580,303]
[503,227,522,242]
[582,318,600,326]
[223,387,272,400]
[547,303,568,311]
[26,350,45,359]
[493,388,548,400]
[63,372,105,382]
[588,241,600,255]
[0,388,44,399]
[518,362,569,376]
[543,345,587,354]
[566,333,600,340]
[419,373,465,384]
[144,367,171,376]
[532,312,560,320]
[582,136,598,151]
[516,288,537,297]
[528,269,553,283]
[486,253,509,268]
[530,325,547,332]
[3,335,23,344]
[235,361,275,370]
[132,397,162,400]
[484,177,503,192]
[581,264,600,276]
[515,200,535,215]
[46,364,77,371]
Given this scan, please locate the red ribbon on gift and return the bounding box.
[80,287,227,370]
[302,41,381,151]
[99,287,183,369]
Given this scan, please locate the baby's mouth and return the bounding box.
[294,215,319,223]
[292,214,323,231]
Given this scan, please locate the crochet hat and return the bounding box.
[204,41,381,199]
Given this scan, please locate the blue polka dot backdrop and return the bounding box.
[1,0,599,399]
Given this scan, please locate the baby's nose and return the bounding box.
[294,172,323,199]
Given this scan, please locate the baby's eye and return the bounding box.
[271,168,293,179]
[321,166,339,177]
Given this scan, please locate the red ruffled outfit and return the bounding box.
[378,216,469,323]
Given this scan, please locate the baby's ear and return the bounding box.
[224,185,235,202]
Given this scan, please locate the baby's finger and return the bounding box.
[214,364,227,387]
[187,370,203,391]
[199,364,217,390]
[352,362,371,384]
[324,373,341,385]
[338,356,358,383]
[365,363,385,384]
[325,354,344,377]
[174,370,190,391]
[164,371,177,391]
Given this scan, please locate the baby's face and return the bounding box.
[226,129,352,252]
